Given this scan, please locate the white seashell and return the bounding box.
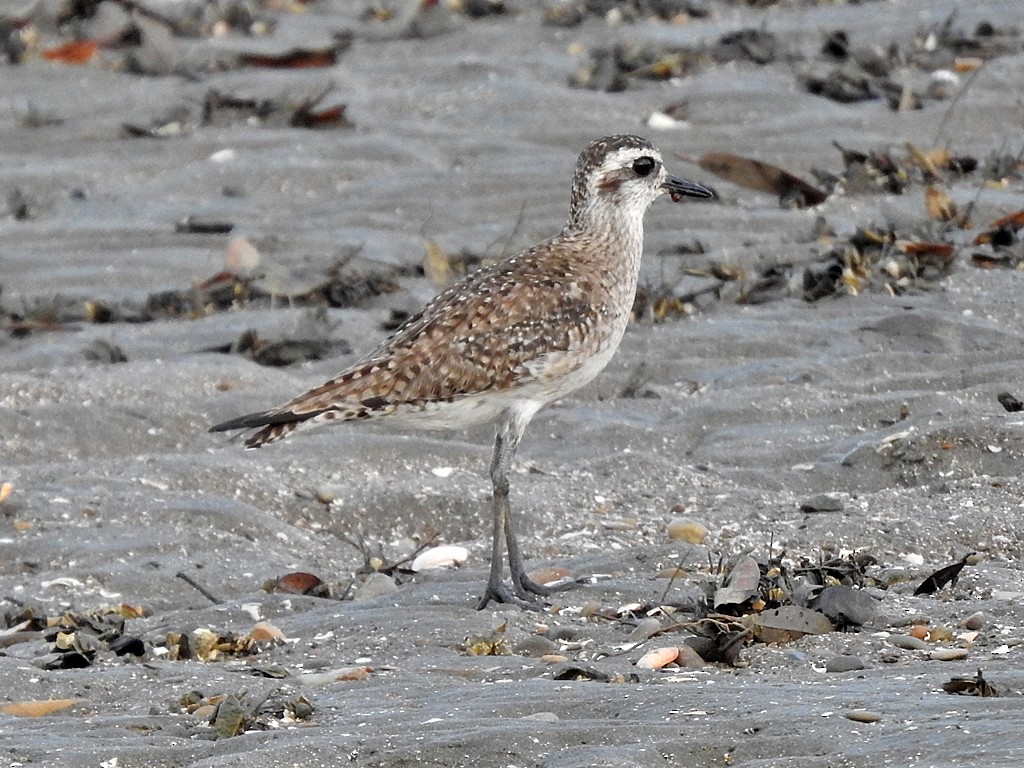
[411,545,469,571]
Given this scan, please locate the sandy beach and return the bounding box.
[2,0,1024,765]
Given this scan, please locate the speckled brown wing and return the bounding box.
[232,240,612,447]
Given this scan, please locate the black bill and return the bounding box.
[663,175,717,202]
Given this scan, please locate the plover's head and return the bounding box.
[566,135,715,233]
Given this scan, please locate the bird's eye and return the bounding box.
[632,157,656,177]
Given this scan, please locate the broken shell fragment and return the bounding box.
[411,545,469,571]
[636,647,680,669]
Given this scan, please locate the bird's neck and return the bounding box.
[561,205,646,277]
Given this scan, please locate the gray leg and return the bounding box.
[477,429,536,609]
[476,408,574,609]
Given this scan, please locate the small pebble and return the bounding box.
[667,517,708,544]
[890,635,929,650]
[799,494,844,513]
[844,710,882,723]
[636,647,680,669]
[962,611,984,630]
[676,644,705,669]
[627,618,663,642]
[930,648,968,661]
[522,711,560,722]
[825,655,866,673]
[513,635,558,658]
[353,573,398,601]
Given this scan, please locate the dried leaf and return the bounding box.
[905,142,943,182]
[1,699,79,717]
[749,606,833,643]
[713,555,760,609]
[268,571,323,595]
[924,185,957,222]
[973,210,1024,245]
[423,240,455,286]
[335,665,373,681]
[41,40,98,64]
[290,103,352,129]
[238,47,339,69]
[697,152,827,207]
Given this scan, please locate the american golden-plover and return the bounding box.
[211,135,716,608]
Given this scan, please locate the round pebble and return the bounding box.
[845,710,882,723]
[513,634,558,658]
[890,635,929,650]
[930,647,968,661]
[667,517,708,544]
[962,611,984,630]
[825,655,866,673]
[627,618,663,642]
[636,647,680,669]
[353,572,398,601]
[676,644,705,669]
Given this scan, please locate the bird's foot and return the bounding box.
[476,582,543,611]
[512,571,579,599]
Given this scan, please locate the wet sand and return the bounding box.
[3,1,1024,766]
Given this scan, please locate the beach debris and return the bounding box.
[713,555,760,610]
[551,663,636,683]
[463,621,512,656]
[353,572,399,600]
[695,152,828,208]
[930,647,968,661]
[185,688,305,739]
[891,634,929,650]
[1,699,80,717]
[824,655,866,673]
[0,605,149,670]
[799,494,845,513]
[264,571,326,596]
[961,611,985,630]
[237,40,349,69]
[41,39,99,65]
[914,552,975,595]
[159,626,277,662]
[942,669,999,697]
[121,106,193,138]
[335,665,374,681]
[748,605,833,643]
[410,545,469,571]
[810,585,877,629]
[682,616,748,666]
[635,646,680,669]
[248,622,287,644]
[844,709,882,723]
[667,517,708,544]
[175,216,234,235]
